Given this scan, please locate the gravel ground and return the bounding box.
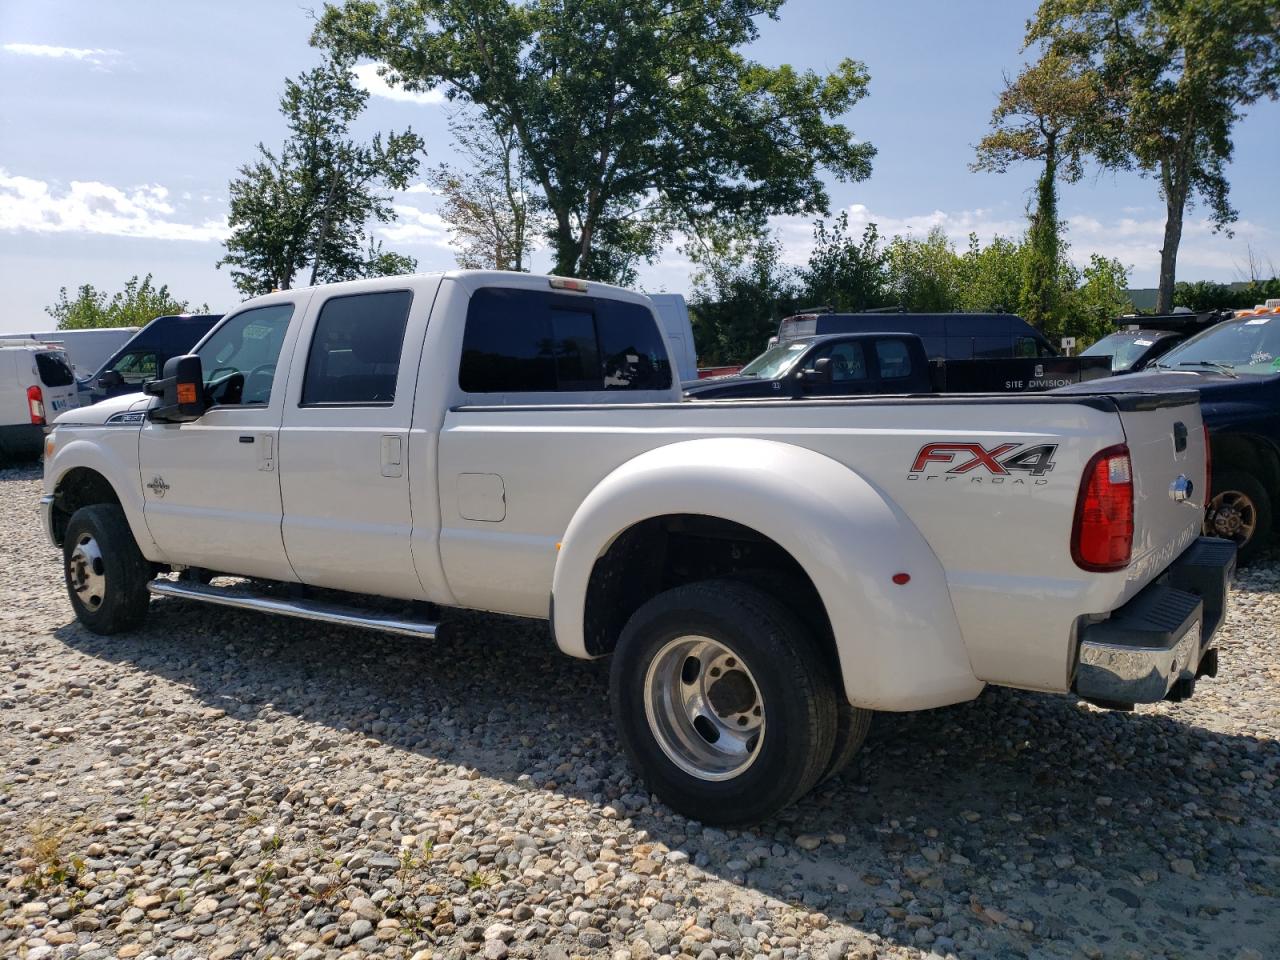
[2,461,1278,960]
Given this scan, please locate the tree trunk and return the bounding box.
[309,168,342,287]
[1157,179,1187,314]
[1022,136,1060,334]
[552,212,578,276]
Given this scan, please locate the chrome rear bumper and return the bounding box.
[1074,537,1236,708]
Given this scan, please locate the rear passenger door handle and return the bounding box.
[258,434,274,472]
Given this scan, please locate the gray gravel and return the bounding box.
[2,461,1278,960]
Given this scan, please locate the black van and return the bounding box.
[776,311,1057,360]
[80,314,222,404]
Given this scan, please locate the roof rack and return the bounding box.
[0,338,66,349]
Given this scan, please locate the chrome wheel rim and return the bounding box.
[1207,490,1257,544]
[643,635,765,781]
[68,533,107,610]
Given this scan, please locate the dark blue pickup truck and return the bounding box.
[1063,305,1280,560]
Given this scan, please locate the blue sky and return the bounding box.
[2,0,1278,332]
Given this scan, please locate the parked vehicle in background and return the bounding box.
[645,293,698,382]
[0,341,78,460]
[686,333,1109,399]
[1080,309,1233,374]
[1061,301,1280,561]
[12,328,137,380]
[777,310,1058,360]
[41,271,1231,824]
[79,314,223,405]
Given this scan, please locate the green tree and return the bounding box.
[797,213,889,312]
[973,51,1107,329]
[884,227,962,311]
[315,0,875,282]
[46,275,207,330]
[1067,253,1133,343]
[688,230,797,365]
[1030,0,1280,313]
[218,59,424,296]
[1174,277,1280,311]
[954,234,1027,315]
[431,113,545,272]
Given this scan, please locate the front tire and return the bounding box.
[63,504,152,634]
[1205,467,1272,562]
[610,580,838,825]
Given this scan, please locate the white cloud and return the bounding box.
[0,169,228,243]
[403,181,441,196]
[2,42,123,69]
[352,63,446,105]
[379,203,453,247]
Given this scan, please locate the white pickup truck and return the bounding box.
[40,271,1234,823]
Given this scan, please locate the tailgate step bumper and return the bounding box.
[1074,536,1236,707]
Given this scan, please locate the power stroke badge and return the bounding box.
[908,442,1057,485]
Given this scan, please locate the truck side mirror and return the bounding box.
[145,354,207,422]
[801,357,832,385]
[97,369,123,390]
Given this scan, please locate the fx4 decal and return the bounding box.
[909,442,1058,484]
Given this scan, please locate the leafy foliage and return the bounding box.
[218,59,424,296]
[1029,0,1280,311]
[314,0,875,282]
[974,50,1110,329]
[431,114,544,271]
[46,275,207,330]
[690,222,1135,363]
[1175,277,1280,312]
[687,229,798,366]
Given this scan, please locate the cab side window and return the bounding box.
[111,350,159,384]
[197,304,294,407]
[828,342,867,381]
[302,291,413,406]
[874,338,913,379]
[459,288,673,393]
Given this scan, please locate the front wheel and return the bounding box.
[1204,468,1272,563]
[63,504,152,634]
[610,579,838,825]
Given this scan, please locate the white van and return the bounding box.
[12,327,138,380]
[645,293,699,382]
[0,341,79,461]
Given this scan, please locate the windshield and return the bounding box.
[1156,315,1280,375]
[739,341,810,378]
[1080,331,1163,372]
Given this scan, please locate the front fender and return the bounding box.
[552,437,983,711]
[44,431,159,559]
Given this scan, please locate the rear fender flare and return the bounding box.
[552,437,983,711]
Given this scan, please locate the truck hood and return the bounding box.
[1054,367,1258,397]
[684,376,777,398]
[54,391,152,425]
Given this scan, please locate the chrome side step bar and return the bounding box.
[147,579,439,639]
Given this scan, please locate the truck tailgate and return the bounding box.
[1116,393,1207,588]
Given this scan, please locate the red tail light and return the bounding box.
[1072,443,1133,571]
[27,385,45,425]
[1203,424,1212,497]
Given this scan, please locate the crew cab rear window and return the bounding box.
[302,291,413,406]
[460,288,672,393]
[35,352,75,387]
[875,339,913,378]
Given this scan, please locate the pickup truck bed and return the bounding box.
[41,271,1234,824]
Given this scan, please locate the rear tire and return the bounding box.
[1205,468,1271,563]
[726,568,872,782]
[610,579,838,825]
[63,504,151,634]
